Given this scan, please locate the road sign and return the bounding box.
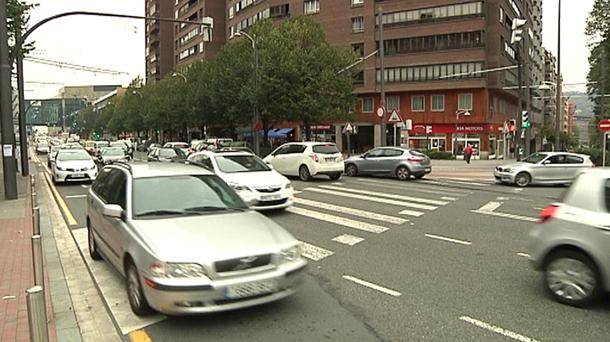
[598,119,610,132]
[345,123,353,133]
[405,119,413,130]
[388,109,402,123]
[376,106,385,118]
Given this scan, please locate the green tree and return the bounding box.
[74,106,96,138]
[7,0,36,58]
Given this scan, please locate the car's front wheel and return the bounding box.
[88,221,102,261]
[544,250,601,307]
[126,261,154,316]
[515,172,531,187]
[329,173,342,181]
[299,165,312,181]
[345,164,358,177]
[396,166,411,181]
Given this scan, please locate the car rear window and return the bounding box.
[605,179,610,212]
[313,144,339,154]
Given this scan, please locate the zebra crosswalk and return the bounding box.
[273,181,462,262]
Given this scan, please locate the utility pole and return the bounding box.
[61,91,66,133]
[378,6,386,147]
[554,0,562,151]
[516,46,523,160]
[16,39,29,176]
[0,0,18,199]
[524,33,532,156]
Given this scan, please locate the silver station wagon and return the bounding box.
[86,162,306,315]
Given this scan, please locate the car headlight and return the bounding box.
[228,182,251,192]
[149,262,208,278]
[285,183,292,189]
[279,245,301,264]
[56,165,65,171]
[503,168,512,173]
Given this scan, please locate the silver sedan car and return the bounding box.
[494,152,594,187]
[344,147,432,180]
[87,162,306,315]
[527,169,610,306]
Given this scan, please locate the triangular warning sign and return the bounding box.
[388,109,402,123]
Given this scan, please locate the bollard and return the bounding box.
[32,207,40,236]
[31,191,37,207]
[31,235,44,286]
[26,286,49,342]
[30,174,35,187]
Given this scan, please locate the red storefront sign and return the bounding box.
[409,124,498,134]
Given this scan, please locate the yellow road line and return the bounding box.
[129,330,153,342]
[43,169,78,226]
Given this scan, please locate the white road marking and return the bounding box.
[342,275,401,297]
[286,207,389,234]
[471,210,539,222]
[332,234,364,246]
[398,209,425,217]
[299,241,334,261]
[319,185,447,207]
[304,188,426,215]
[496,197,510,201]
[512,188,524,192]
[533,207,543,211]
[293,190,302,194]
[441,196,457,201]
[517,252,531,258]
[65,194,87,199]
[353,178,470,197]
[442,179,491,187]
[294,198,408,225]
[72,229,165,334]
[331,182,344,185]
[459,316,540,342]
[81,185,90,189]
[425,233,472,246]
[478,201,503,212]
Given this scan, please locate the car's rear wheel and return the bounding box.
[515,172,531,187]
[396,166,411,181]
[544,250,601,307]
[299,165,311,181]
[88,221,102,261]
[345,164,358,177]
[329,173,342,180]
[126,261,154,316]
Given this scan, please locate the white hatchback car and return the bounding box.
[53,149,98,183]
[263,142,344,181]
[187,151,293,210]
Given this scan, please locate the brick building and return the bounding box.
[145,0,175,81]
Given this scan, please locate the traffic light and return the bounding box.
[511,18,527,44]
[521,111,531,128]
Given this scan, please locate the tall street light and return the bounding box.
[555,0,562,151]
[235,30,260,156]
[454,110,471,156]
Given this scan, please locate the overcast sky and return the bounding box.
[20,0,594,99]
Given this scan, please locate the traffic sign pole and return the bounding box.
[603,132,608,167]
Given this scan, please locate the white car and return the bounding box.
[53,149,98,183]
[263,142,344,181]
[36,142,50,154]
[164,142,192,155]
[187,151,293,210]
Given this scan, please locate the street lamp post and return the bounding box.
[235,30,260,156]
[454,110,471,156]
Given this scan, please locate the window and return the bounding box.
[379,1,483,27]
[382,148,404,157]
[352,16,364,33]
[352,43,364,57]
[229,6,234,18]
[270,4,289,17]
[377,62,484,83]
[386,95,400,111]
[566,155,584,164]
[365,149,384,158]
[351,0,364,6]
[431,95,444,111]
[287,144,307,154]
[549,155,568,164]
[499,7,504,23]
[304,0,320,14]
[362,97,374,112]
[458,94,473,111]
[411,95,425,112]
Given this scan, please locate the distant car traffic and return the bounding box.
[147,147,187,162]
[86,162,306,315]
[36,142,50,154]
[344,147,432,180]
[263,142,344,181]
[188,150,293,210]
[494,152,594,187]
[163,142,192,156]
[84,140,96,155]
[52,149,97,184]
[527,169,610,307]
[98,147,130,165]
[48,144,82,168]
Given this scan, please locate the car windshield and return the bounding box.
[215,155,270,173]
[522,153,548,164]
[132,175,248,218]
[102,148,125,156]
[313,144,340,154]
[56,150,91,161]
[159,148,184,158]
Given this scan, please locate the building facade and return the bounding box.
[145,0,175,81]
[542,49,557,132]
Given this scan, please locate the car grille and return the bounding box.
[254,186,282,193]
[67,168,88,172]
[256,198,288,206]
[214,254,272,273]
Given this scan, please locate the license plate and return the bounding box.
[261,194,282,201]
[224,280,277,299]
[324,157,335,162]
[72,173,85,178]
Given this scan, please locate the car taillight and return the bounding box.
[540,205,559,223]
[310,154,319,162]
[407,156,425,163]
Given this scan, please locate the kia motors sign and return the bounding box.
[598,119,610,132]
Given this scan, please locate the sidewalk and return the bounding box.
[429,158,514,181]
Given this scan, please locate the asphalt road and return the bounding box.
[36,154,610,342]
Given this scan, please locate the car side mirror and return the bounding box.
[361,154,367,159]
[267,163,274,169]
[103,204,124,219]
[543,160,551,165]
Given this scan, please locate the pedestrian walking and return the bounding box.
[464,144,473,164]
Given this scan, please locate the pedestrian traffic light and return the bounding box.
[521,111,531,128]
[511,18,527,44]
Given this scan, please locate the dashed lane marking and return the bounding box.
[294,198,408,225]
[332,234,364,246]
[319,185,448,206]
[459,316,540,342]
[398,209,425,217]
[471,210,539,222]
[425,233,472,246]
[287,207,389,234]
[441,196,457,201]
[65,194,87,199]
[517,252,531,258]
[299,241,334,261]
[477,201,503,212]
[342,275,402,297]
[304,188,426,216]
[352,178,471,197]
